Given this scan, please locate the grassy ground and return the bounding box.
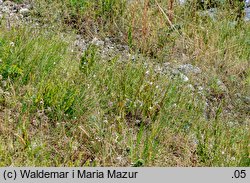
[0,0,249,166]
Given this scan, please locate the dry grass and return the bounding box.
[0,0,249,167]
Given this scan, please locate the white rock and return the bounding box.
[242,96,250,104]
[216,79,228,92]
[187,84,195,91]
[178,64,201,74]
[19,8,30,16]
[180,73,189,82]
[91,37,104,47]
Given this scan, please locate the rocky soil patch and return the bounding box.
[0,0,32,27]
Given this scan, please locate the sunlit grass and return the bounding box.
[0,0,249,167]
